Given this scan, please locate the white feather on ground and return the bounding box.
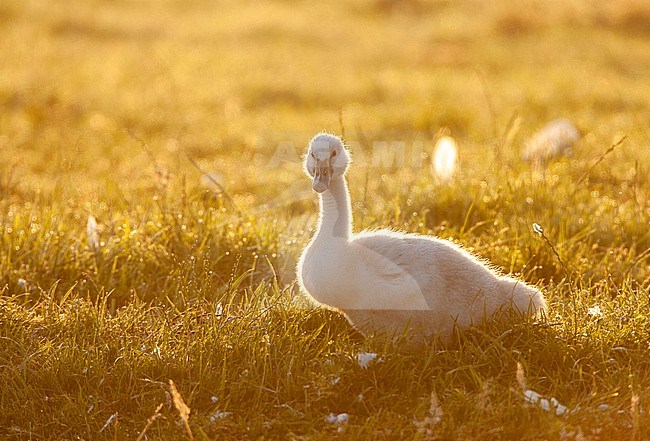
[431,136,458,181]
[522,119,581,163]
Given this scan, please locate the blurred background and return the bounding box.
[1,0,648,203]
[1,0,649,289]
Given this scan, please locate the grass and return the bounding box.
[1,0,649,439]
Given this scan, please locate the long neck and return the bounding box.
[315,176,352,241]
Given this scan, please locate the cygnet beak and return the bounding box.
[312,159,332,193]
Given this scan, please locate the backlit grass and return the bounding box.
[1,0,649,439]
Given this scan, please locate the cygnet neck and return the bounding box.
[316,176,352,241]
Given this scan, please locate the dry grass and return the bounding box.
[0,0,649,439]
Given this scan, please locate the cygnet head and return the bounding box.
[304,133,350,193]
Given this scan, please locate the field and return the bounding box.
[1,0,649,439]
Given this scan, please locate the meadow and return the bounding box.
[0,0,649,439]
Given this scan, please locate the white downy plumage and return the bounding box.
[297,133,546,346]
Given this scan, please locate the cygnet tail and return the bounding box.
[503,278,547,317]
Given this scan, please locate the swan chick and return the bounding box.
[297,133,546,346]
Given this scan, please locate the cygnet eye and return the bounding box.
[332,150,337,157]
[310,152,315,159]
